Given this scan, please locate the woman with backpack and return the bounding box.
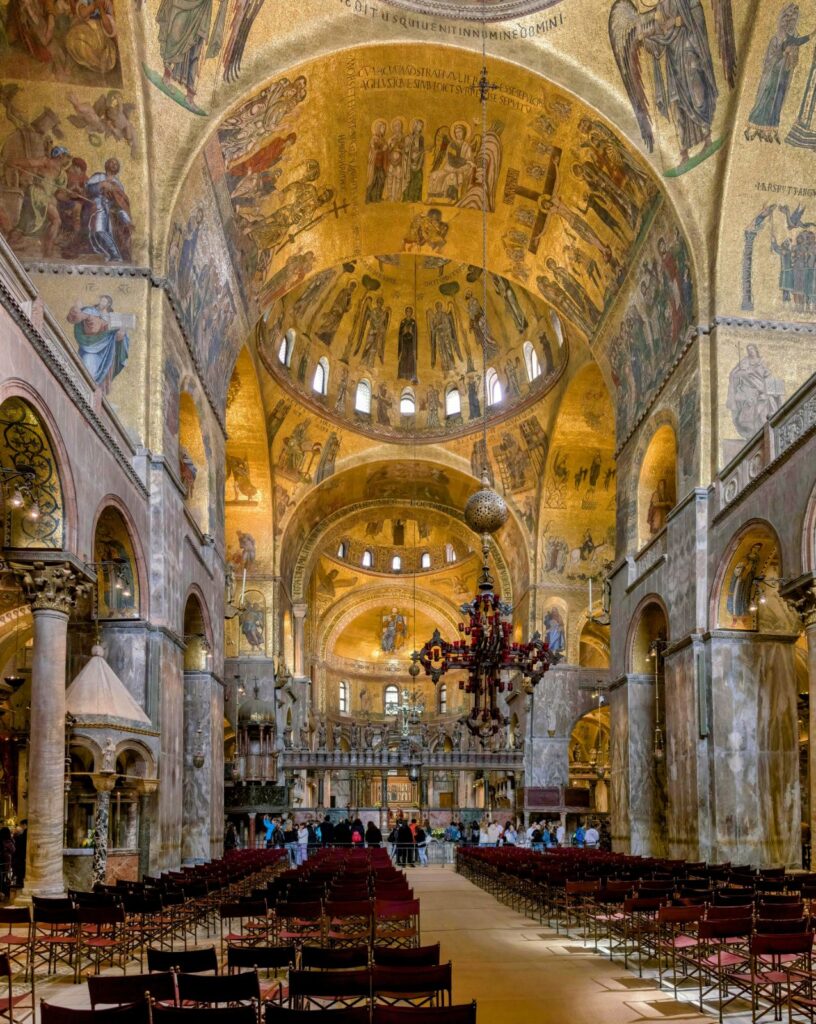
[350,818,365,846]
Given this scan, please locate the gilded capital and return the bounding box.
[13,561,89,615]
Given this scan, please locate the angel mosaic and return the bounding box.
[352,295,391,368]
[609,0,736,175]
[427,301,462,373]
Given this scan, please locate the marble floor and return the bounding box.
[32,865,756,1023]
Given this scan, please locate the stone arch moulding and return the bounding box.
[625,593,670,676]
[182,583,214,650]
[291,497,514,606]
[634,414,679,549]
[0,380,78,553]
[709,518,785,631]
[91,494,149,619]
[316,585,463,664]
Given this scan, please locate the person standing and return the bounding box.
[297,822,309,865]
[365,820,382,848]
[503,821,518,846]
[585,822,600,849]
[321,814,335,847]
[556,822,566,847]
[396,819,413,867]
[415,822,428,866]
[283,820,298,866]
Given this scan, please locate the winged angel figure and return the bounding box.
[609,0,736,168]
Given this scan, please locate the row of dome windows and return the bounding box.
[336,541,457,570]
[338,681,447,715]
[278,334,543,412]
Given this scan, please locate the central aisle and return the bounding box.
[413,864,712,1024]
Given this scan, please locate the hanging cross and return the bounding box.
[385,687,425,739]
[501,148,562,254]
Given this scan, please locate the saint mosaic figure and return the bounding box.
[746,4,813,144]
[67,295,132,391]
[397,306,418,380]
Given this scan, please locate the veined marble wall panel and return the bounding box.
[210,680,225,860]
[608,681,630,853]
[99,622,149,711]
[666,489,709,640]
[182,671,215,864]
[155,634,183,871]
[626,676,665,858]
[664,642,701,860]
[709,635,799,868]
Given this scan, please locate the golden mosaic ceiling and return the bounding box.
[184,42,661,358]
[258,254,566,441]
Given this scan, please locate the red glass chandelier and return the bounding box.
[411,476,560,742]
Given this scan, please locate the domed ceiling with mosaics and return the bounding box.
[258,254,567,441]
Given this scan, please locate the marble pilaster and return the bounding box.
[292,604,307,679]
[708,633,800,868]
[182,670,215,865]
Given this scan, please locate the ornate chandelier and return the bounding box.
[411,475,560,742]
[410,2,559,743]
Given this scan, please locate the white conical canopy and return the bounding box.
[66,645,151,726]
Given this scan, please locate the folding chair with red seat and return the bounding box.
[31,904,78,982]
[220,902,270,950]
[147,946,218,975]
[0,908,31,981]
[656,904,703,992]
[695,917,753,1020]
[373,943,440,967]
[274,903,323,947]
[76,905,129,979]
[227,944,295,1002]
[0,950,33,1022]
[324,901,373,949]
[41,1002,148,1023]
[371,1003,477,1024]
[88,971,177,1010]
[724,931,812,1024]
[616,896,665,977]
[123,896,165,970]
[372,963,452,1008]
[562,881,599,941]
[373,900,420,949]
[587,886,628,957]
[282,967,371,1012]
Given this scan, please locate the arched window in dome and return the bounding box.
[355,379,371,415]
[339,680,349,715]
[384,685,399,713]
[486,367,502,406]
[421,551,431,569]
[445,385,461,418]
[313,356,329,395]
[523,341,541,382]
[362,548,373,568]
[400,388,416,416]
[439,683,447,714]
[392,554,402,572]
[445,542,456,563]
[278,329,295,367]
[549,310,564,348]
[337,540,347,559]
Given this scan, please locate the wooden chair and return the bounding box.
[371,963,452,1008]
[41,1002,148,1023]
[372,1003,477,1024]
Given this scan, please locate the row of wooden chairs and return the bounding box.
[41,1001,478,1023]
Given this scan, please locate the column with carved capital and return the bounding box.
[14,562,86,897]
[91,772,116,885]
[783,576,816,862]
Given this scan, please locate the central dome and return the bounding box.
[257,254,566,443]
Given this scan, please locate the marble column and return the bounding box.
[134,778,158,880]
[782,577,816,858]
[91,772,116,884]
[380,770,388,831]
[292,604,307,680]
[14,562,87,897]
